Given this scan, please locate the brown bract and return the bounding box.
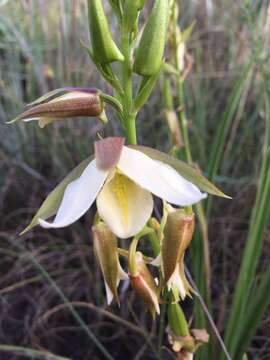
[95,137,125,171]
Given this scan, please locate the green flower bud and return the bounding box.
[167,303,190,337]
[122,1,139,34]
[88,0,124,63]
[123,0,147,33]
[133,0,169,76]
[135,0,146,10]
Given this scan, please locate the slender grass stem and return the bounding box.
[120,32,137,145]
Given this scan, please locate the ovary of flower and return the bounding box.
[38,137,206,238]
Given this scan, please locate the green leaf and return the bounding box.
[236,264,270,358]
[131,145,229,198]
[20,157,92,235]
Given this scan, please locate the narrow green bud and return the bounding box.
[88,0,124,63]
[122,0,147,34]
[167,303,190,337]
[123,1,139,34]
[133,0,169,76]
[134,0,146,10]
[108,0,122,18]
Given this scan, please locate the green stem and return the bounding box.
[126,112,137,145]
[121,32,137,145]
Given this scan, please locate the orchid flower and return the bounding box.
[8,87,105,128]
[36,137,206,238]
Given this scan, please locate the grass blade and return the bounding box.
[223,84,270,358]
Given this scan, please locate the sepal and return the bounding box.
[129,252,160,318]
[161,205,195,299]
[92,221,128,305]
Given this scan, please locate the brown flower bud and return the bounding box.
[162,206,195,299]
[129,252,160,318]
[8,88,104,127]
[92,221,127,305]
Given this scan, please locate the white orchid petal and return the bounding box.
[39,159,108,228]
[117,147,206,206]
[22,117,41,122]
[104,281,114,305]
[96,173,153,238]
[151,254,162,267]
[168,264,187,299]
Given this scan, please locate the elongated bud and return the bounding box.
[108,0,122,18]
[92,222,128,305]
[165,109,183,149]
[133,0,169,76]
[88,0,124,63]
[123,0,146,33]
[162,206,195,299]
[167,303,190,337]
[129,252,160,318]
[134,0,146,10]
[8,88,105,127]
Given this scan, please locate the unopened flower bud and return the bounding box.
[133,0,169,76]
[167,303,190,337]
[123,0,146,33]
[162,206,195,299]
[9,88,105,127]
[129,252,160,318]
[88,0,124,63]
[92,222,128,305]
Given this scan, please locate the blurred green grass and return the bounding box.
[1,0,270,359]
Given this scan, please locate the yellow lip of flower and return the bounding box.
[36,137,206,238]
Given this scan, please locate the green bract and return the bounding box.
[133,0,169,76]
[88,0,124,63]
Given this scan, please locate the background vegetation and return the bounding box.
[0,0,270,359]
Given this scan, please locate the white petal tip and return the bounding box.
[104,282,114,305]
[38,218,54,228]
[151,254,161,267]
